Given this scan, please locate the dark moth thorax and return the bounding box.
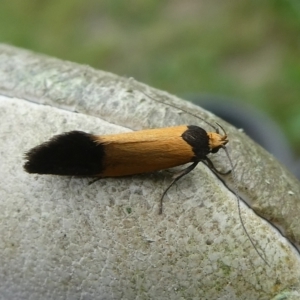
[181,125,210,161]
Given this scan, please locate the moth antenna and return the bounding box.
[216,122,227,136]
[139,90,219,131]
[222,146,269,266]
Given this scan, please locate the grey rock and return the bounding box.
[0,44,300,300]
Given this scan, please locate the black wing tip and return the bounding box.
[23,131,105,176]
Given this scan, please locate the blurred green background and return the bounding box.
[1,0,299,155]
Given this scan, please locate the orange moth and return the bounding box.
[24,125,228,213]
[24,125,227,176]
[23,95,268,265]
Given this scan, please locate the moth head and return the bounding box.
[207,123,228,153]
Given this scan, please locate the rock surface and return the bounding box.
[0,44,300,300]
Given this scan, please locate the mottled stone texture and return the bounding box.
[0,44,300,300]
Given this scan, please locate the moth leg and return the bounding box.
[88,177,102,185]
[159,161,199,214]
[203,157,231,175]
